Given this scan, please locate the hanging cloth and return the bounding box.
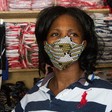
[0,19,8,83]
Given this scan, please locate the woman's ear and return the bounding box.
[83,40,87,48]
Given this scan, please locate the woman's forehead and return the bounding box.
[49,14,83,33]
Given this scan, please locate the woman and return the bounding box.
[12,6,112,112]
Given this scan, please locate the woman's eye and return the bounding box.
[69,33,78,37]
[50,33,59,37]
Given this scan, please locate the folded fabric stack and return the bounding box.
[1,0,109,11]
[56,0,105,9]
[21,22,39,68]
[6,22,39,69]
[0,0,8,11]
[31,0,54,10]
[92,13,112,64]
[6,23,21,69]
[7,0,32,11]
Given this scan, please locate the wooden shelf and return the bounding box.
[3,18,36,22]
[86,8,110,13]
[0,8,110,19]
[0,10,40,19]
[96,64,112,69]
[9,68,38,73]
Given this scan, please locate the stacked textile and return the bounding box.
[6,22,39,69]
[56,0,105,9]
[92,13,112,64]
[7,0,32,11]
[0,0,8,11]
[6,23,22,69]
[32,0,54,10]
[7,0,54,11]
[0,0,109,11]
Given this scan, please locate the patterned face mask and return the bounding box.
[44,36,85,70]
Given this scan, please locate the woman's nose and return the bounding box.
[60,33,68,38]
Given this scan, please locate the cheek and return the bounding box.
[72,40,81,44]
[47,38,58,44]
[72,39,83,44]
[70,36,84,44]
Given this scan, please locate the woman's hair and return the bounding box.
[35,6,104,82]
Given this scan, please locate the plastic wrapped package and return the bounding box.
[0,0,8,11]
[21,23,39,68]
[90,13,112,64]
[31,0,55,10]
[6,23,22,69]
[73,0,104,9]
[7,0,32,11]
[56,0,72,7]
[56,0,105,9]
[6,22,39,69]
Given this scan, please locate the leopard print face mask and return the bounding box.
[44,36,85,70]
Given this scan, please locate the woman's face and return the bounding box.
[46,14,84,44]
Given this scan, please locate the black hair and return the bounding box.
[35,6,104,82]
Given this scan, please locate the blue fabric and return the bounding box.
[2,58,8,80]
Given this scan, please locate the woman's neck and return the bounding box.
[48,62,84,95]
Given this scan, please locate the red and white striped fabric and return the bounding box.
[6,22,39,69]
[0,0,8,11]
[31,0,54,10]
[7,0,32,11]
[56,0,106,10]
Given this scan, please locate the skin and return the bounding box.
[46,14,87,96]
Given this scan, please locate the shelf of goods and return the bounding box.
[9,68,38,73]
[1,10,40,72]
[1,10,41,89]
[0,8,110,19]
[1,9,111,67]
[0,10,40,22]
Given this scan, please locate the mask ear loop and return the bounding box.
[45,64,53,75]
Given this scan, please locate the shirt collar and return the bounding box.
[39,72,97,92]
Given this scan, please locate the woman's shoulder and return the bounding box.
[92,78,112,90]
[27,78,44,94]
[26,73,54,95]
